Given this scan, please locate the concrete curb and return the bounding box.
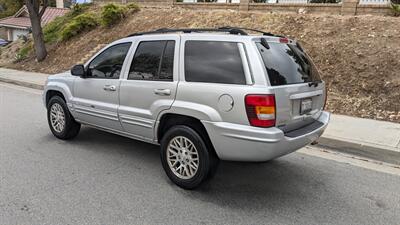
[0,77,44,90]
[317,137,400,165]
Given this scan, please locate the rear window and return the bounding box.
[256,42,321,86]
[185,41,246,85]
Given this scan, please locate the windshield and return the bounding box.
[256,42,321,86]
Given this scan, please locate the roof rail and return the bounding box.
[218,26,280,37]
[127,27,248,37]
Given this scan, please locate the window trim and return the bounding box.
[84,42,132,80]
[127,40,175,82]
[237,43,253,85]
[183,40,250,86]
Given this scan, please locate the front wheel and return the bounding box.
[47,96,80,140]
[160,125,218,189]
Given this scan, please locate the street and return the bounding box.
[0,82,399,225]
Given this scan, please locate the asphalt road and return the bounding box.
[1,83,399,225]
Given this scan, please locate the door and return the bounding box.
[119,36,179,141]
[73,42,132,131]
[255,40,326,132]
[12,29,29,41]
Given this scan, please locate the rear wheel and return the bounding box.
[160,125,218,189]
[47,96,80,140]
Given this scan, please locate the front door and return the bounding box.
[73,42,132,131]
[119,36,179,142]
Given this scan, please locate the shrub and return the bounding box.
[43,3,92,43]
[60,13,98,41]
[0,0,24,19]
[14,44,32,62]
[100,3,126,27]
[44,16,68,43]
[70,3,93,17]
[391,0,400,16]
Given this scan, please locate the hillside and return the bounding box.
[0,7,399,122]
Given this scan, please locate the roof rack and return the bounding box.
[127,27,281,38]
[217,26,280,37]
[127,27,248,37]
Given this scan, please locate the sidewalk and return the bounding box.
[1,67,399,165]
[320,115,400,165]
[0,68,48,90]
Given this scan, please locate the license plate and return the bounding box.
[300,98,313,115]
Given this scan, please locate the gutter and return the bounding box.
[0,24,30,30]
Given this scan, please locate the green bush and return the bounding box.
[43,3,139,43]
[70,3,93,17]
[391,0,400,16]
[60,13,98,41]
[43,3,93,43]
[44,16,68,43]
[14,44,32,62]
[0,0,24,19]
[100,3,126,27]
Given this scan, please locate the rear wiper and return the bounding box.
[308,81,320,87]
[260,38,270,49]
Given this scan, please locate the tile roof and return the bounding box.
[0,6,70,29]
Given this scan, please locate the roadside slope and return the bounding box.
[1,8,400,122]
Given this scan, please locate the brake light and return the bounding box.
[279,37,289,44]
[245,95,276,128]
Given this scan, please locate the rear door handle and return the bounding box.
[103,85,116,91]
[154,89,171,96]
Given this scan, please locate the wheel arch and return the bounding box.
[156,113,218,158]
[44,82,73,107]
[45,90,66,106]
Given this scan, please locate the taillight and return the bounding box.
[279,37,289,44]
[245,94,276,128]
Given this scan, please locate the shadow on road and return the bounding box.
[66,126,331,212]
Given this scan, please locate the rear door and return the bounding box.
[118,35,179,142]
[255,39,326,132]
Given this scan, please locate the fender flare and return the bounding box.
[43,81,73,106]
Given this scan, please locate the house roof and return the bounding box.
[0,6,70,29]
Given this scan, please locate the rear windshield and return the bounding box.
[256,42,321,86]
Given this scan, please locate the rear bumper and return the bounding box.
[202,111,330,162]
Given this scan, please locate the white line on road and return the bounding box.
[300,146,400,176]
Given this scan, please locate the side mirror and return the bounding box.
[71,65,86,77]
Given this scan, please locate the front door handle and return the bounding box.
[103,85,116,91]
[154,89,171,96]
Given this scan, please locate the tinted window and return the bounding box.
[159,41,175,80]
[128,41,175,81]
[256,42,321,86]
[87,43,131,79]
[184,41,246,85]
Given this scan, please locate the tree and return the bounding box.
[0,0,24,18]
[25,0,48,61]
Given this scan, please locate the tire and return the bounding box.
[47,95,80,140]
[160,125,218,189]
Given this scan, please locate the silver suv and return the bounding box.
[43,28,330,189]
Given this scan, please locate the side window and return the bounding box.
[128,40,175,81]
[184,41,246,85]
[87,42,131,79]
